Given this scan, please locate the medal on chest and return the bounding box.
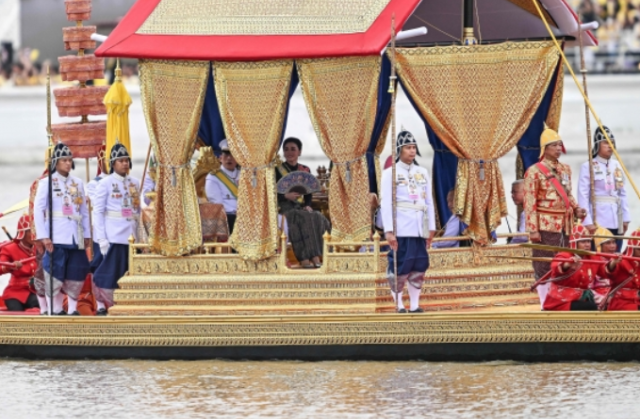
[614,167,624,190]
[407,176,420,200]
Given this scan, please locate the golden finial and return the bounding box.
[115,58,122,82]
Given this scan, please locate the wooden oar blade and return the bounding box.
[519,242,594,257]
[0,199,29,219]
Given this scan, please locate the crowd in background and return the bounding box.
[0,42,139,88]
[572,0,640,72]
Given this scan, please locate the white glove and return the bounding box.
[99,239,110,256]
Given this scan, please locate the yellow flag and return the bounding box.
[103,65,132,171]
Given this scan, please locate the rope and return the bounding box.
[412,14,460,43]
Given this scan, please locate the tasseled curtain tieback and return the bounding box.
[245,161,276,188]
[333,155,366,183]
[459,158,497,181]
[158,162,190,187]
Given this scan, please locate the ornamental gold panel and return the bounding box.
[137,0,391,35]
[3,313,640,347]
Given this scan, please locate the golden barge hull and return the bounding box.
[2,312,640,361]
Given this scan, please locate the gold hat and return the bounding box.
[539,123,565,160]
[594,226,615,252]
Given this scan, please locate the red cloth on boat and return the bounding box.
[607,259,640,311]
[0,241,36,304]
[62,275,97,315]
[543,252,606,311]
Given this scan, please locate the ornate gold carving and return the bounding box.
[3,313,640,347]
[192,146,221,199]
[136,0,392,36]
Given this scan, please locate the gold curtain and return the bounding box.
[139,60,209,256]
[297,56,380,242]
[214,60,293,260]
[396,41,560,244]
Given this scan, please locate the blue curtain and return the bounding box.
[197,63,226,155]
[366,54,392,193]
[516,61,563,172]
[279,65,300,147]
[198,63,300,156]
[400,82,458,227]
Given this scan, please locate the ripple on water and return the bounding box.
[1,360,640,418]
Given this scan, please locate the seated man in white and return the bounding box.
[205,140,239,234]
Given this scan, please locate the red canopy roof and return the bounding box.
[96,0,422,61]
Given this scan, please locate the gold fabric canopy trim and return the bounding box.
[137,0,391,35]
[139,60,209,256]
[298,56,381,242]
[396,41,560,245]
[214,60,293,260]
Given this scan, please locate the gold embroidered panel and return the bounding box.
[396,42,560,245]
[139,60,209,256]
[4,314,640,347]
[297,56,381,242]
[214,60,293,260]
[137,0,391,35]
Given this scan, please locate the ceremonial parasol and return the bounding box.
[103,60,132,171]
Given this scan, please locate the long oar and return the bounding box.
[521,243,640,263]
[487,255,607,264]
[1,226,12,241]
[0,199,29,219]
[0,256,36,268]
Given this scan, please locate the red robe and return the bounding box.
[607,260,640,311]
[0,241,36,303]
[543,252,606,311]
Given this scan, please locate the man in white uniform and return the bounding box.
[578,126,630,251]
[85,150,108,272]
[34,142,92,315]
[92,143,140,315]
[381,129,436,313]
[205,139,240,233]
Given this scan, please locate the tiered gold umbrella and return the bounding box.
[103,61,132,171]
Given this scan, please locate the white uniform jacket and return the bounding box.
[205,167,239,214]
[85,173,107,240]
[34,174,91,245]
[92,173,141,245]
[381,161,436,238]
[578,156,630,230]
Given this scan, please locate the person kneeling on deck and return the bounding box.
[381,129,435,313]
[0,215,38,311]
[590,226,616,305]
[542,225,604,311]
[92,143,140,315]
[205,140,239,234]
[34,143,92,315]
[603,228,640,311]
[509,180,529,244]
[432,189,468,249]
